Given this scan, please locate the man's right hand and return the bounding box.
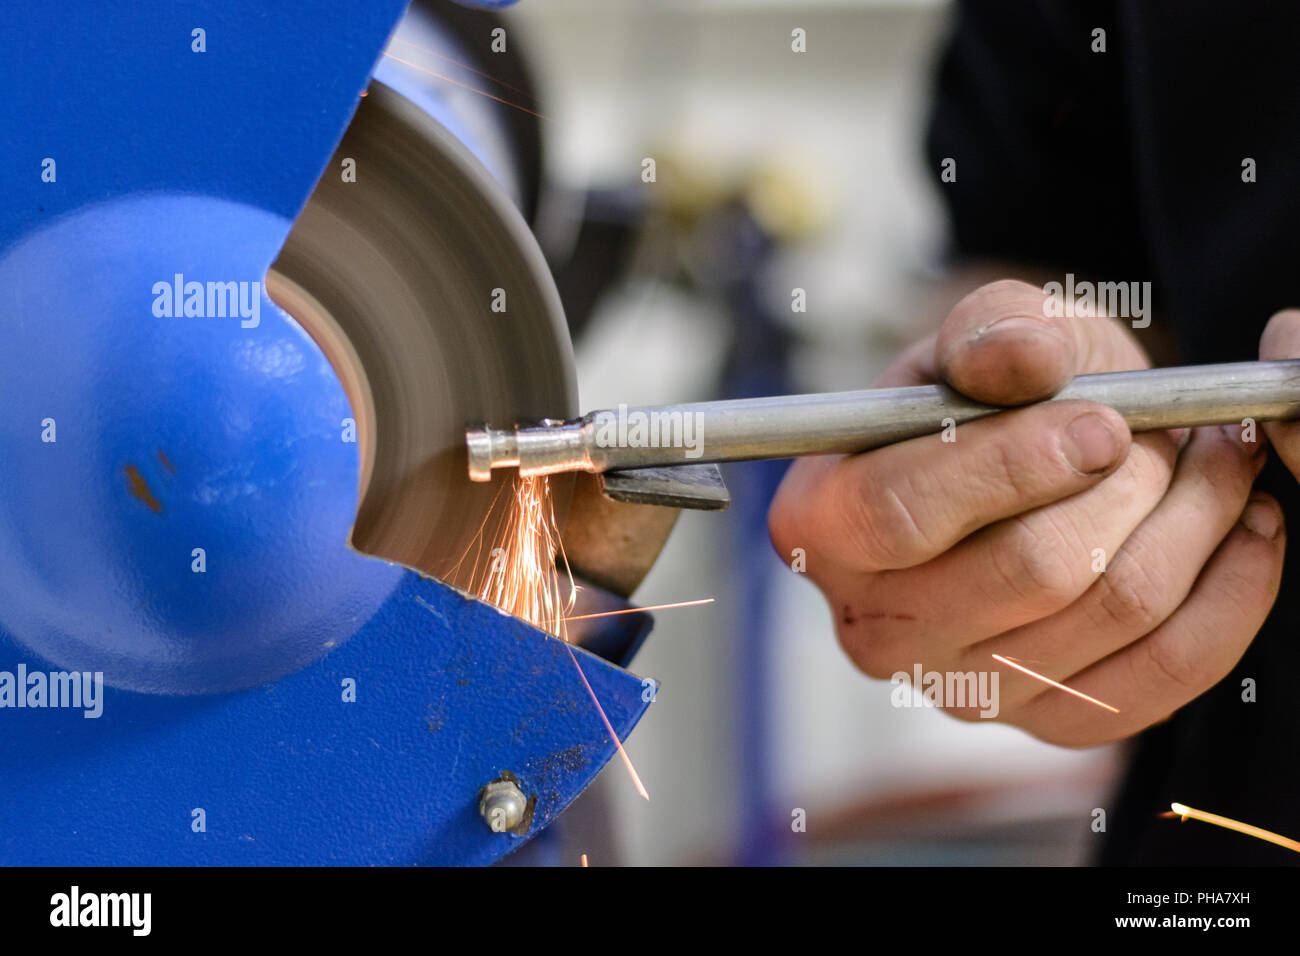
[768,280,1284,746]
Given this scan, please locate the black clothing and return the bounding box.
[926,0,1300,864]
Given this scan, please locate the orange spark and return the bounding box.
[444,478,512,592]
[389,36,541,106]
[380,52,549,120]
[565,642,649,801]
[554,598,716,625]
[580,853,589,867]
[991,653,1120,713]
[470,476,648,801]
[475,476,570,628]
[1167,802,1300,854]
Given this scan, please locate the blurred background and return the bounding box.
[469,0,1126,865]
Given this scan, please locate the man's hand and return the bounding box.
[768,280,1285,746]
[1261,310,1300,479]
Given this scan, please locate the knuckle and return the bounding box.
[1211,559,1278,617]
[842,473,934,569]
[995,517,1080,606]
[981,433,1035,501]
[1142,632,1204,693]
[1094,553,1168,633]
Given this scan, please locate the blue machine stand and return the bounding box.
[0,1,653,865]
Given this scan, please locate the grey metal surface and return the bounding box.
[601,464,731,511]
[467,359,1300,477]
[268,81,578,590]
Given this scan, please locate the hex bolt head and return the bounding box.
[479,779,527,833]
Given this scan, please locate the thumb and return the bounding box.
[935,278,1149,405]
[1260,308,1300,475]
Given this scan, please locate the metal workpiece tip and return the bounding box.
[466,420,595,481]
[466,427,517,481]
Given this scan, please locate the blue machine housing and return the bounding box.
[0,1,653,865]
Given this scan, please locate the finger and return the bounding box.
[873,334,938,388]
[959,424,1266,710]
[1260,308,1300,475]
[1009,492,1285,746]
[767,398,1130,576]
[847,430,1177,661]
[935,278,1150,405]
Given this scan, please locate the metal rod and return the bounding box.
[466,359,1300,480]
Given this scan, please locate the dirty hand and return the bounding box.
[1260,310,1300,484]
[768,280,1284,746]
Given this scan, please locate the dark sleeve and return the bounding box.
[925,2,1300,867]
[924,0,1149,277]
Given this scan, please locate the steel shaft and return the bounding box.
[467,359,1300,480]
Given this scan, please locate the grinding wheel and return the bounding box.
[269,81,578,592]
[0,3,662,867]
